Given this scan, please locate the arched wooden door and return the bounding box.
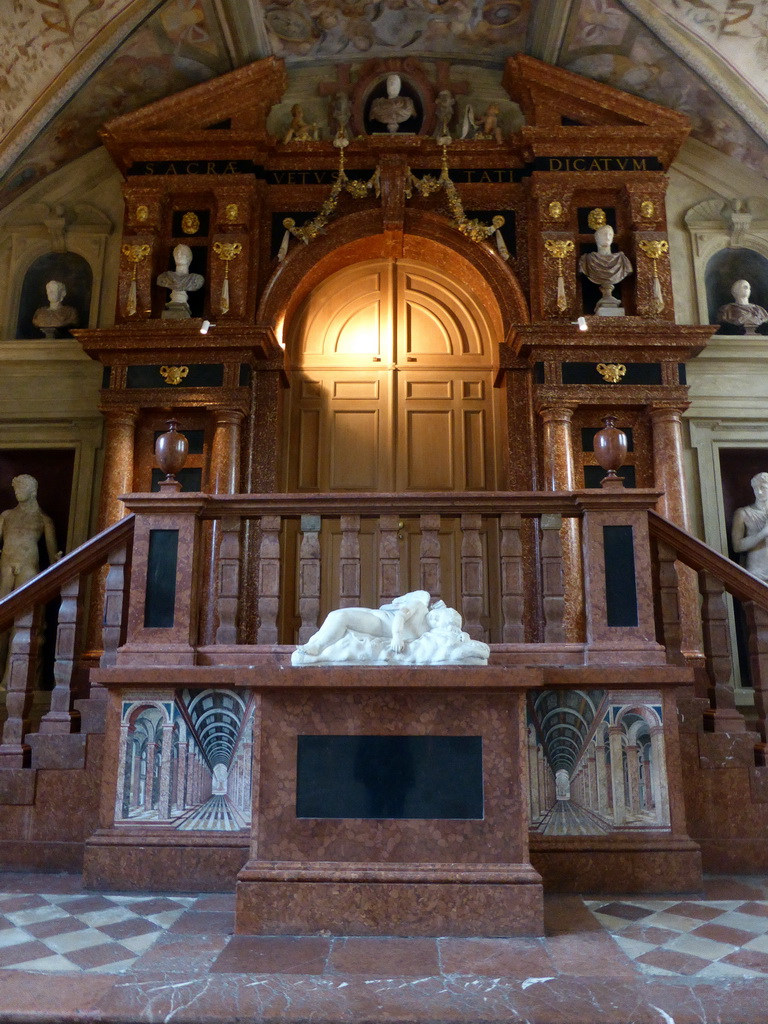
[283,257,503,492]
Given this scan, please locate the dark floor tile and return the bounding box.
[635,948,713,975]
[59,895,117,915]
[438,936,554,978]
[738,901,768,918]
[123,897,188,916]
[0,940,55,967]
[211,935,330,975]
[98,917,162,940]
[65,941,137,969]
[328,936,441,977]
[722,948,768,974]
[24,916,87,939]
[592,901,655,921]
[191,893,236,913]
[667,901,724,921]
[690,921,755,947]
[616,923,679,945]
[0,894,48,913]
[167,910,234,935]
[132,932,229,972]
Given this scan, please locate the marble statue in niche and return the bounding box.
[461,103,503,142]
[331,92,351,147]
[578,224,633,315]
[731,472,768,583]
[433,89,455,144]
[156,244,204,319]
[292,591,490,666]
[0,474,61,684]
[31,280,78,338]
[369,73,417,133]
[717,279,768,334]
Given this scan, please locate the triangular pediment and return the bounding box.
[99,58,287,168]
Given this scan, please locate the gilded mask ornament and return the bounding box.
[135,205,149,223]
[547,201,564,221]
[159,365,190,386]
[225,204,239,222]
[181,212,200,235]
[640,200,656,220]
[596,363,627,384]
[587,208,607,231]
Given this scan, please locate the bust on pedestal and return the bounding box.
[31,280,77,338]
[156,244,204,319]
[369,74,416,134]
[578,225,633,315]
[717,279,768,335]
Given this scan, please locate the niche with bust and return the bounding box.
[363,73,423,136]
[16,251,92,340]
[705,248,768,334]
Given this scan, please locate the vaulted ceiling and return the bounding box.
[1,0,766,211]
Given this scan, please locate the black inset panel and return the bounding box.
[150,468,202,493]
[172,210,210,236]
[296,735,483,819]
[126,364,224,388]
[562,363,662,385]
[584,465,636,489]
[603,525,638,627]
[144,529,179,628]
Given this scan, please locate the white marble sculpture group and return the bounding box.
[291,590,490,666]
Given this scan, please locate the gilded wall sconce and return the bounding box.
[638,239,669,313]
[544,238,575,312]
[120,242,152,316]
[212,241,243,314]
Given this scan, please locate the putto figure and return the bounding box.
[731,472,768,583]
[578,224,633,314]
[156,244,204,319]
[32,280,77,338]
[292,591,490,666]
[717,279,768,334]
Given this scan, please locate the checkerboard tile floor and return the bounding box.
[0,891,194,973]
[587,879,768,979]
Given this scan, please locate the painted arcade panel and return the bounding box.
[527,690,670,835]
[115,688,255,831]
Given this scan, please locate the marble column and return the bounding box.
[594,736,609,818]
[649,725,670,825]
[608,726,626,826]
[538,403,582,641]
[157,723,174,819]
[143,741,156,812]
[528,728,540,820]
[649,403,701,656]
[625,743,640,816]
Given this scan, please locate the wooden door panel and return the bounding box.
[397,262,490,364]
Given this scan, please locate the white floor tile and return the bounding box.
[0,928,32,949]
[612,936,655,958]
[695,960,763,979]
[45,929,112,954]
[8,954,80,972]
[120,931,163,954]
[5,907,69,927]
[666,933,736,960]
[77,908,137,927]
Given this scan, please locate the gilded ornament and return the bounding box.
[212,241,243,315]
[544,238,575,313]
[225,203,239,222]
[120,243,152,317]
[587,208,607,231]
[135,205,149,223]
[640,200,656,220]
[596,363,627,384]
[181,211,200,235]
[547,200,564,221]
[159,365,190,386]
[638,239,669,313]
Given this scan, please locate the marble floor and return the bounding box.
[0,872,767,1022]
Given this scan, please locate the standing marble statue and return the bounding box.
[156,244,204,319]
[292,591,490,666]
[0,475,62,683]
[370,74,416,133]
[578,224,633,314]
[717,280,768,334]
[731,472,768,583]
[32,280,77,338]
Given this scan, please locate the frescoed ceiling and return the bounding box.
[0,0,766,210]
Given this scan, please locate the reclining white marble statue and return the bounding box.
[291,590,490,666]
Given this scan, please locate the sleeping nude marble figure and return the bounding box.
[291,590,490,666]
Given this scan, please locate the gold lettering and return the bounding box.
[314,172,324,183]
[633,158,647,170]
[549,159,562,171]
[207,162,216,174]
[165,163,178,174]
[186,162,199,174]
[287,172,296,184]
[616,158,628,171]
[223,161,237,174]
[573,159,586,171]
[144,162,154,174]
[480,171,493,182]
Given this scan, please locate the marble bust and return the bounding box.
[156,244,204,319]
[731,472,768,583]
[370,74,416,134]
[717,279,768,334]
[291,591,490,666]
[32,280,77,338]
[578,225,633,314]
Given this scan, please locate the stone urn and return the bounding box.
[593,415,628,481]
[155,419,188,483]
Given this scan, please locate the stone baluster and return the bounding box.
[540,514,565,643]
[378,515,401,603]
[256,516,281,644]
[215,517,241,645]
[0,609,42,766]
[460,514,485,641]
[338,515,361,608]
[500,513,525,643]
[100,542,131,671]
[297,514,321,644]
[40,575,86,733]
[653,539,685,665]
[698,570,745,732]
[742,601,768,764]
[419,515,442,599]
